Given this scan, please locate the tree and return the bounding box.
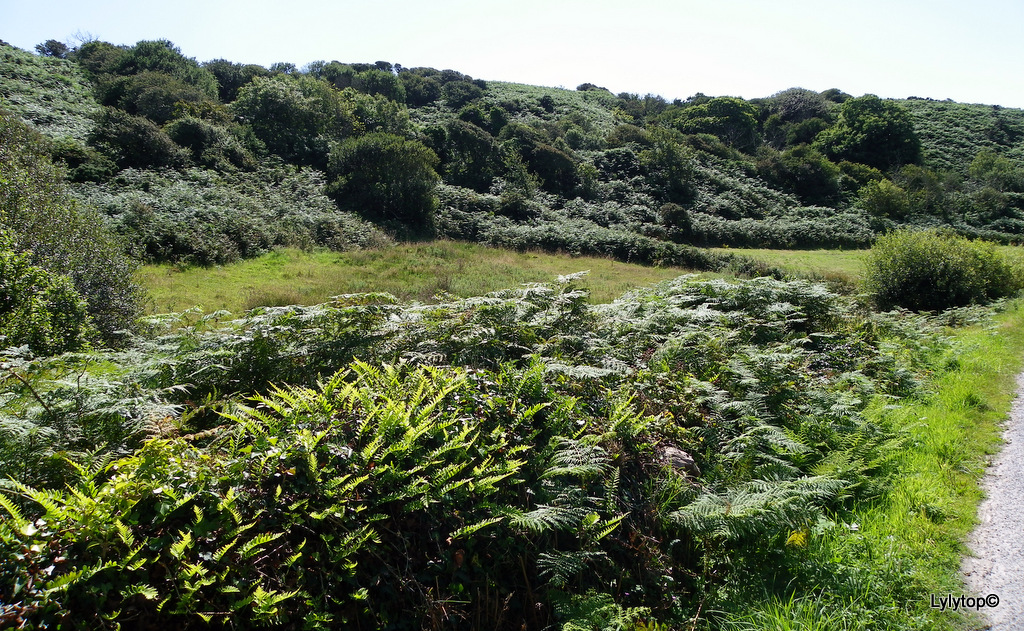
[768,88,831,123]
[326,133,440,237]
[970,149,1024,192]
[202,58,272,102]
[399,71,441,106]
[354,69,406,103]
[757,144,841,206]
[662,97,759,151]
[440,120,499,191]
[232,74,358,167]
[112,40,219,99]
[814,95,921,170]
[89,107,190,169]
[35,39,69,58]
[858,179,910,219]
[0,231,93,355]
[442,81,484,109]
[101,71,212,124]
[639,129,695,204]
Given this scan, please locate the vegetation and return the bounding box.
[3,33,1024,630]
[865,229,1023,311]
[0,110,143,344]
[137,242,697,313]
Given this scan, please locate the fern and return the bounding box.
[542,437,611,480]
[538,550,609,588]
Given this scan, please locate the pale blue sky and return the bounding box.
[3,0,1023,108]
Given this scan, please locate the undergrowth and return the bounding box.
[1,275,1008,629]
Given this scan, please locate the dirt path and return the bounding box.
[962,372,1024,629]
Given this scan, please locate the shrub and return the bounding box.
[864,229,1023,311]
[326,133,440,238]
[0,231,93,354]
[89,107,190,170]
[0,112,143,344]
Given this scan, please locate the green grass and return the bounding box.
[722,300,1024,630]
[712,247,868,282]
[137,241,694,313]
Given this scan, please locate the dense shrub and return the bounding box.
[0,112,143,343]
[89,107,190,169]
[77,166,389,265]
[326,133,440,237]
[864,229,1023,311]
[0,231,93,354]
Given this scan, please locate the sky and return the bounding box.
[3,0,1024,108]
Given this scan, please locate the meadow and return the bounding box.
[137,241,696,313]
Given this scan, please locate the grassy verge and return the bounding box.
[723,300,1024,630]
[136,241,694,313]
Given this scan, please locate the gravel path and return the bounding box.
[962,372,1024,629]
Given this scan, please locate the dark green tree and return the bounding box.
[398,71,441,106]
[202,58,272,102]
[326,133,440,237]
[35,39,70,58]
[757,144,841,206]
[442,81,484,109]
[232,74,358,167]
[101,71,212,124]
[639,129,695,204]
[814,95,921,170]
[89,107,189,169]
[354,69,406,102]
[441,120,499,191]
[663,97,759,151]
[111,40,219,99]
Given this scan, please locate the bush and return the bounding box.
[0,112,143,344]
[864,229,1023,311]
[89,107,190,170]
[0,231,93,354]
[326,133,440,238]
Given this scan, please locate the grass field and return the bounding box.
[137,241,695,313]
[713,247,869,281]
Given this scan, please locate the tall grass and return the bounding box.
[136,241,693,313]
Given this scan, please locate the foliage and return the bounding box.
[327,133,440,237]
[662,97,760,151]
[201,58,272,103]
[864,229,1023,311]
[231,74,358,168]
[815,95,921,170]
[0,231,93,355]
[163,116,255,170]
[0,44,100,142]
[0,111,143,344]
[0,268,963,629]
[76,166,388,265]
[89,106,190,169]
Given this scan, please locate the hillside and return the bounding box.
[2,38,1024,273]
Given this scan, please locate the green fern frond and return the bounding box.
[238,531,283,560]
[542,437,611,480]
[538,550,608,587]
